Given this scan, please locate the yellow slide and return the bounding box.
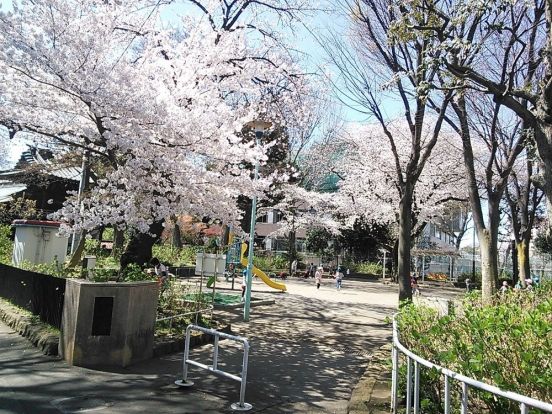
[240,243,287,292]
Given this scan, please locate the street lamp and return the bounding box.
[379,248,387,280]
[243,119,272,322]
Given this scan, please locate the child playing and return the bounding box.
[315,267,323,289]
[335,268,344,290]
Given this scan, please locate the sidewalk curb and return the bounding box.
[348,343,392,414]
[214,299,275,309]
[0,298,59,356]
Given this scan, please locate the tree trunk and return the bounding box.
[170,215,182,249]
[120,220,165,270]
[67,234,86,268]
[221,224,230,247]
[533,122,552,230]
[478,229,498,300]
[391,239,399,283]
[288,229,296,276]
[516,239,530,284]
[112,227,125,257]
[398,185,414,303]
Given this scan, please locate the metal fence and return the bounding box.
[175,324,252,411]
[155,304,213,335]
[0,263,65,328]
[391,315,552,414]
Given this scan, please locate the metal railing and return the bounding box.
[391,316,552,414]
[175,324,252,411]
[156,304,214,333]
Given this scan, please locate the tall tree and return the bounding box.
[393,0,552,233]
[505,152,545,284]
[318,0,455,302]
[0,0,312,266]
[448,95,525,299]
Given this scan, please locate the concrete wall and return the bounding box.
[413,296,454,316]
[60,279,158,368]
[12,221,68,266]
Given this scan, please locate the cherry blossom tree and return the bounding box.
[0,132,8,169]
[318,0,455,302]
[0,0,313,266]
[336,120,467,243]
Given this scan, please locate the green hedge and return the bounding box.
[397,283,552,413]
[0,225,12,264]
[152,244,199,266]
[354,261,383,275]
[253,254,288,272]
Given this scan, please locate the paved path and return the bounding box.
[0,278,407,413]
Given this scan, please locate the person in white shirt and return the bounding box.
[150,257,168,289]
[335,268,344,289]
[315,267,323,289]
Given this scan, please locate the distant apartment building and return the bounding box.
[419,222,458,251]
[255,209,307,252]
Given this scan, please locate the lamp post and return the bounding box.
[380,248,387,280]
[472,226,476,281]
[243,119,272,322]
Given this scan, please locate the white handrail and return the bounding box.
[175,324,252,412]
[392,315,552,413]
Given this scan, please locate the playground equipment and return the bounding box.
[239,243,286,292]
[175,324,252,411]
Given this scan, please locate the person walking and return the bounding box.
[315,266,323,289]
[308,262,315,278]
[291,259,297,276]
[335,267,344,290]
[410,274,421,296]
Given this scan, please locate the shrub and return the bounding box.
[272,254,288,270]
[152,244,199,266]
[253,255,271,270]
[92,267,116,282]
[253,254,288,271]
[178,246,199,265]
[0,224,12,264]
[18,259,80,278]
[460,271,482,285]
[397,283,552,413]
[354,261,383,275]
[119,263,156,282]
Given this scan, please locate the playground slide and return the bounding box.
[240,243,287,292]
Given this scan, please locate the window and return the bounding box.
[257,214,268,223]
[91,297,114,336]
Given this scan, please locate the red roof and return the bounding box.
[12,219,62,228]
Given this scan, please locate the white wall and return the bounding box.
[12,224,68,266]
